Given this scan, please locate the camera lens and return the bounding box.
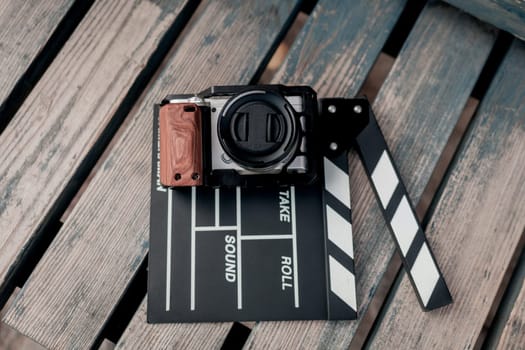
[218,89,299,170]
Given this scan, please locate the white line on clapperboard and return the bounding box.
[165,189,173,311]
[166,187,300,311]
[190,187,197,310]
[291,186,299,308]
[235,187,242,309]
[215,188,220,227]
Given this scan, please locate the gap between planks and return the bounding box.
[258,12,308,84]
[483,243,525,349]
[495,249,525,349]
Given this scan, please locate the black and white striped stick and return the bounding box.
[322,152,357,319]
[320,98,452,311]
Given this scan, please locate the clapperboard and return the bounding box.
[149,112,357,322]
[148,96,452,323]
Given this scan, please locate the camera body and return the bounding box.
[159,85,322,187]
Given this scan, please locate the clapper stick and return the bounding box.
[322,151,357,319]
[320,98,452,311]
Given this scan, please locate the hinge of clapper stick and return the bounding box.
[319,98,453,311]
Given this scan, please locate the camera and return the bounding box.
[158,85,368,188]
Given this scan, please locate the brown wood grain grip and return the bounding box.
[159,103,203,187]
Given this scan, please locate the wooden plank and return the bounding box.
[444,0,525,40]
[3,1,301,348]
[271,0,405,97]
[245,3,495,349]
[368,40,525,350]
[116,300,231,349]
[481,237,525,349]
[0,0,75,108]
[0,288,45,350]
[497,278,525,349]
[0,0,190,300]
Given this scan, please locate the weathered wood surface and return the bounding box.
[0,0,189,301]
[271,0,406,97]
[497,277,525,350]
[116,300,231,349]
[3,0,301,348]
[0,0,75,109]
[368,40,525,350]
[0,288,45,350]
[444,0,525,40]
[245,3,495,349]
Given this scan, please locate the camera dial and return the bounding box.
[218,89,299,171]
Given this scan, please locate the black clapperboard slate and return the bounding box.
[148,110,357,322]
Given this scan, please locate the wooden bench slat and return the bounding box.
[497,277,525,349]
[3,1,301,348]
[0,0,190,300]
[272,0,406,97]
[245,3,495,348]
[443,0,525,40]
[116,300,231,349]
[368,39,525,350]
[0,0,75,108]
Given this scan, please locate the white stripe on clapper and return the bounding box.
[291,186,300,308]
[390,196,418,255]
[215,188,220,226]
[190,187,196,310]
[371,151,399,209]
[323,157,351,208]
[236,187,243,309]
[323,156,356,313]
[165,189,173,311]
[328,256,357,310]
[326,206,354,259]
[410,243,440,306]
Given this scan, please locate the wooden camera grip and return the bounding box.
[159,103,203,187]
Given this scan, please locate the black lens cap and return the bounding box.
[218,90,299,170]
